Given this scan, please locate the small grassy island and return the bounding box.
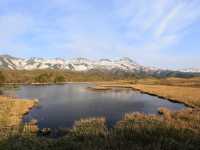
[0,73,200,150]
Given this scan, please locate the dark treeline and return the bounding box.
[1,69,199,84]
[0,69,137,84]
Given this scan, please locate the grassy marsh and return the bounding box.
[0,77,200,149]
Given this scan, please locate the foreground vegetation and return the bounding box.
[0,108,200,150]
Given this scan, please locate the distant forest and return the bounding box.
[0,69,199,84]
[0,69,137,84]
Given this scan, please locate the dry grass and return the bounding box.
[116,108,200,133]
[137,77,200,87]
[132,84,200,108]
[112,109,200,150]
[94,78,200,108]
[72,117,108,137]
[0,96,38,137]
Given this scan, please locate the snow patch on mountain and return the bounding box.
[0,55,199,73]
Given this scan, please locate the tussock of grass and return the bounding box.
[71,117,108,138]
[116,109,200,133]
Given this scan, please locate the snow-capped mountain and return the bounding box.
[0,55,143,72]
[176,68,200,73]
[0,55,199,74]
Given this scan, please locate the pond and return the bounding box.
[4,84,186,129]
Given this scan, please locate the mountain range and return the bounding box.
[0,55,199,77]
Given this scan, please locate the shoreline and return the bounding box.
[0,81,95,86]
[1,81,197,108]
[0,80,133,85]
[131,87,194,108]
[89,83,199,108]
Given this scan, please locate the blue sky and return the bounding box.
[0,0,200,69]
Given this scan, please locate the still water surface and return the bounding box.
[6,84,186,128]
